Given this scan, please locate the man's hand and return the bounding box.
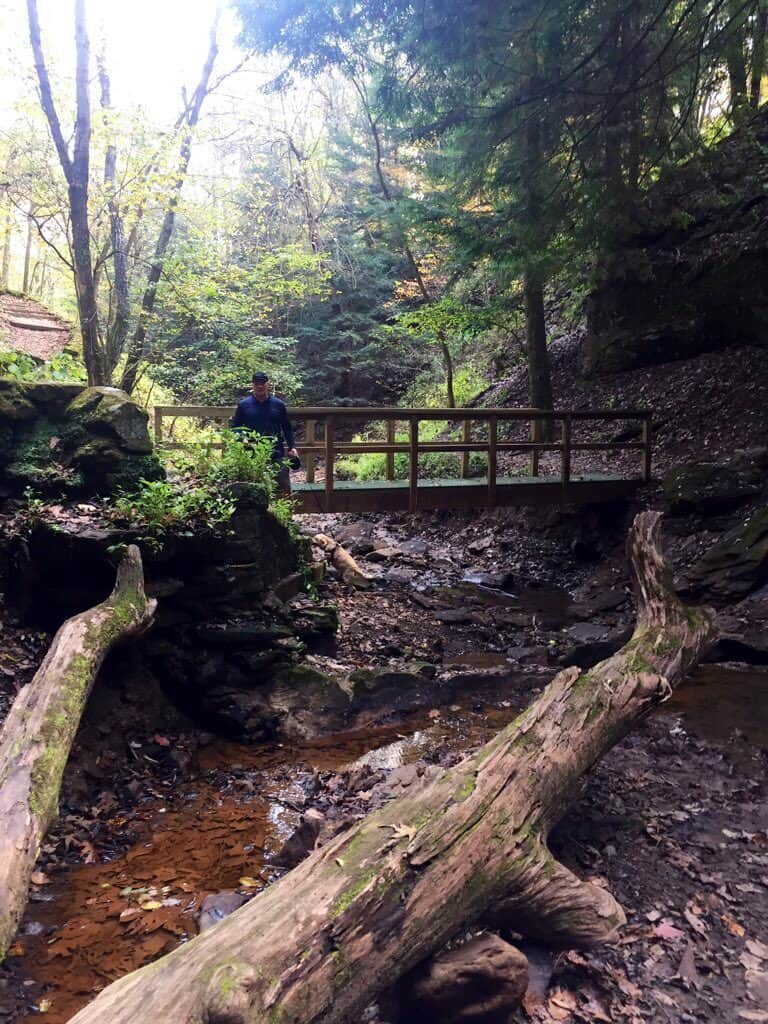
[287,448,299,458]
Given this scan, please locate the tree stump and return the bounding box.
[67,513,715,1024]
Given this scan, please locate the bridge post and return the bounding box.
[461,420,471,479]
[530,417,541,477]
[305,420,316,483]
[561,414,572,491]
[154,407,163,448]
[408,417,419,512]
[324,419,334,513]
[386,419,395,481]
[487,417,497,507]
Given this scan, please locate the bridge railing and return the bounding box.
[153,405,652,511]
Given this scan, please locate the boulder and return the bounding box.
[397,933,529,1024]
[0,379,163,497]
[663,451,766,515]
[682,507,768,602]
[67,387,154,453]
[197,892,248,933]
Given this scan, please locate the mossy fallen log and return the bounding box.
[0,545,155,961]
[67,513,715,1024]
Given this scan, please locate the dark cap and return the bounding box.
[252,371,269,382]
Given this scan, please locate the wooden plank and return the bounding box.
[291,477,641,514]
[461,420,471,479]
[154,407,163,447]
[409,417,419,512]
[487,418,497,507]
[305,420,316,483]
[324,419,334,513]
[386,420,395,481]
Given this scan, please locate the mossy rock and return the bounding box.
[0,379,36,422]
[67,436,164,494]
[26,382,85,413]
[683,506,768,601]
[67,387,153,453]
[663,452,766,515]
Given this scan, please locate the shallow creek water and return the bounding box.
[15,664,768,1022]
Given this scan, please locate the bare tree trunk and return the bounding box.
[68,513,715,1024]
[119,13,220,395]
[439,336,456,409]
[22,204,33,294]
[751,0,768,108]
[0,547,155,963]
[26,0,106,385]
[98,57,130,377]
[524,269,554,439]
[1,203,11,289]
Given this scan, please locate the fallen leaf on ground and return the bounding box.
[30,871,51,885]
[238,876,260,888]
[119,908,142,923]
[653,921,685,941]
[547,987,577,1021]
[740,1012,768,1022]
[723,912,746,937]
[747,939,768,961]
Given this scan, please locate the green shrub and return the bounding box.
[212,430,278,489]
[0,347,86,383]
[109,478,236,546]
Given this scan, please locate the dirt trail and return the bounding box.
[0,293,70,360]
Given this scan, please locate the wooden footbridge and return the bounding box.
[154,406,652,514]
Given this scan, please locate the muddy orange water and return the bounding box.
[14,666,768,1022]
[15,706,519,1022]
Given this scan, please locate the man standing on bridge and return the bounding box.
[230,371,299,494]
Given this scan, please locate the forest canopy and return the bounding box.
[0,0,765,409]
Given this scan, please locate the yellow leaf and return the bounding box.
[238,877,260,888]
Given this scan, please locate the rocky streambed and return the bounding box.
[2,497,768,1023]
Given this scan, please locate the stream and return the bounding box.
[13,663,768,1022]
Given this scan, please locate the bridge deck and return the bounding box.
[292,473,639,514]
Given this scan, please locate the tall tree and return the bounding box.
[27,0,105,384]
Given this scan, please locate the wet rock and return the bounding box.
[197,891,248,933]
[195,622,294,647]
[663,451,766,515]
[463,571,515,591]
[558,627,633,669]
[387,567,417,584]
[401,538,429,556]
[367,545,403,562]
[682,507,768,602]
[270,809,326,868]
[505,645,550,665]
[435,609,475,624]
[398,933,529,1024]
[293,605,340,639]
[467,535,494,554]
[272,572,306,602]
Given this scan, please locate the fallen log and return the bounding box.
[0,545,155,961]
[68,513,716,1024]
[313,532,376,588]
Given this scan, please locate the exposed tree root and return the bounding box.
[67,513,715,1024]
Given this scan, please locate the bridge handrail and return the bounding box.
[153,404,652,511]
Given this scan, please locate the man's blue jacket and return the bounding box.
[230,396,295,460]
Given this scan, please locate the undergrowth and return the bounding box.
[108,430,294,547]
